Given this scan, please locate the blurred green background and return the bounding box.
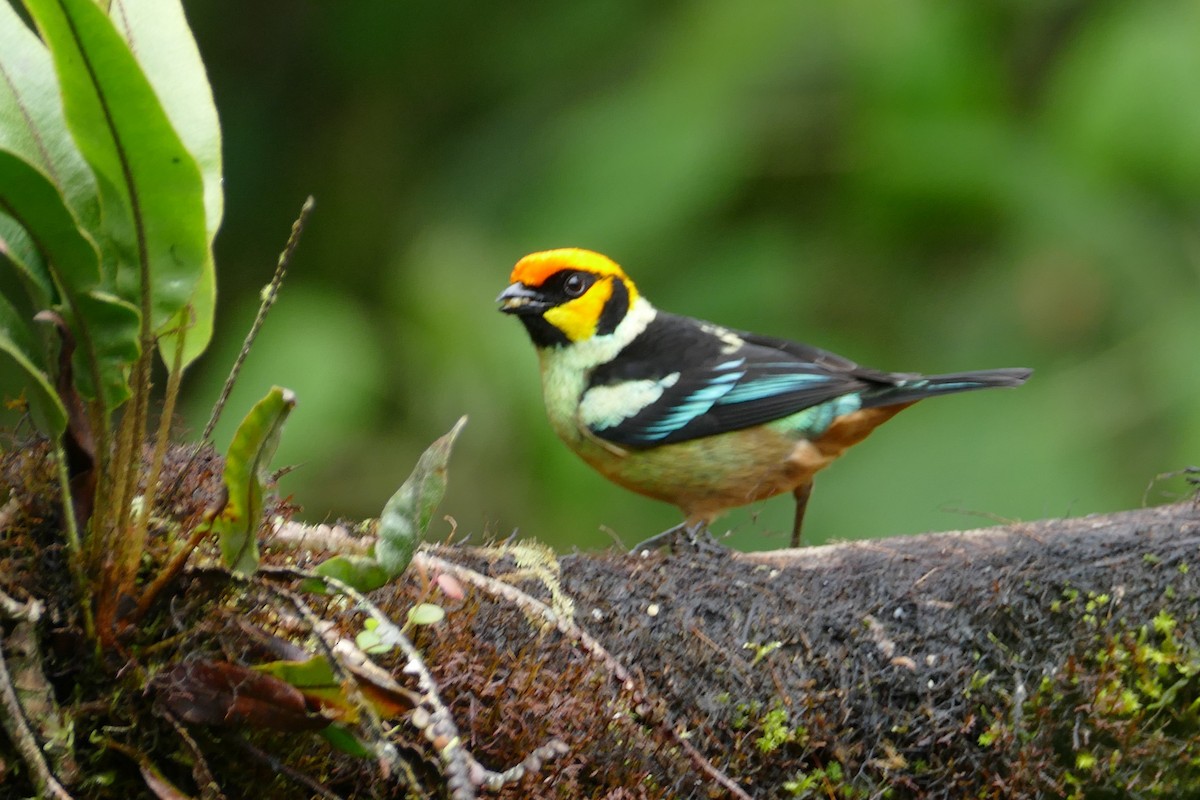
[173,1,1198,551]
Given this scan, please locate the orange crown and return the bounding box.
[510,248,632,288]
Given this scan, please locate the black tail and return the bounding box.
[860,367,1032,409]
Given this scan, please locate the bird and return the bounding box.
[497,248,1031,549]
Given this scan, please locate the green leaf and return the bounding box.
[0,1,99,232]
[0,150,138,408]
[305,554,390,594]
[108,0,221,368]
[302,418,467,593]
[354,618,390,654]
[376,416,467,577]
[406,603,445,627]
[23,0,209,361]
[0,212,52,309]
[254,656,338,693]
[0,292,65,434]
[159,261,214,376]
[319,726,373,759]
[214,387,296,574]
[107,0,223,241]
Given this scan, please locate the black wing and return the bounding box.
[584,313,897,447]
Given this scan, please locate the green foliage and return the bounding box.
[307,553,390,595]
[312,416,466,592]
[406,602,445,627]
[0,139,137,413]
[376,415,466,575]
[0,289,64,433]
[319,726,373,760]
[0,0,221,642]
[755,704,800,755]
[213,386,295,574]
[105,0,223,367]
[0,0,219,425]
[784,760,870,799]
[24,0,211,365]
[743,640,783,667]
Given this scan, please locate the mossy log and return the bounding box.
[540,499,1200,798]
[2,439,1198,800]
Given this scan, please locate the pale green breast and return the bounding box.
[537,349,589,445]
[534,297,659,447]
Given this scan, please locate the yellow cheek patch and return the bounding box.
[543,277,614,342]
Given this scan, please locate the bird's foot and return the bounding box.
[629,521,726,556]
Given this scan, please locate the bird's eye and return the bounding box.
[563,273,588,297]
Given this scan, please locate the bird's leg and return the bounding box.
[628,521,688,554]
[789,480,813,548]
[629,519,720,554]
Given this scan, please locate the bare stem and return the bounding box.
[128,325,187,596]
[53,442,95,642]
[202,196,314,443]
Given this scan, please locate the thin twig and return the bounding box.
[160,708,225,800]
[202,196,314,443]
[296,570,478,800]
[415,550,753,800]
[248,574,397,763]
[308,566,573,794]
[0,627,74,800]
[233,735,346,800]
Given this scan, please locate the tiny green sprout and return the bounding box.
[743,640,783,666]
[1142,552,1161,566]
[86,772,118,788]
[1075,751,1097,771]
[1118,687,1141,715]
[783,770,820,796]
[407,602,446,627]
[1178,562,1189,575]
[1153,609,1176,636]
[731,701,760,729]
[978,721,1002,747]
[355,618,390,654]
[756,705,793,754]
[968,671,992,694]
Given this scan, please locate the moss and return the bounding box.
[783,760,882,799]
[755,704,807,755]
[988,599,1200,797]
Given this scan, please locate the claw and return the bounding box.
[629,520,726,555]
